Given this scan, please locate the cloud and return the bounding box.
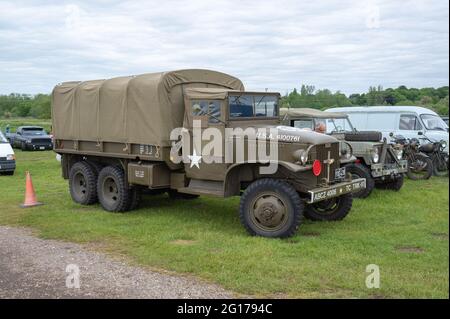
[0,0,448,94]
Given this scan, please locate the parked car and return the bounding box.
[7,126,53,151]
[326,106,449,154]
[0,131,16,175]
[281,108,407,198]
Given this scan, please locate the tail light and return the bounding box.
[312,159,322,176]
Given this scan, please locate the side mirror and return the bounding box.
[389,132,394,137]
[17,132,21,135]
[418,131,423,136]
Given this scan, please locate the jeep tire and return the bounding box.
[304,193,353,221]
[239,179,303,238]
[344,163,374,198]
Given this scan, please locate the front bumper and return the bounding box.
[371,159,408,178]
[26,143,53,151]
[307,178,366,204]
[0,160,16,172]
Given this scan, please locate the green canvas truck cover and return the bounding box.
[52,69,244,146]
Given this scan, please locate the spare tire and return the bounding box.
[344,131,382,142]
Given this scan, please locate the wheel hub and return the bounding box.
[252,195,286,229]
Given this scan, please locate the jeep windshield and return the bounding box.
[229,94,278,118]
[420,114,448,131]
[291,117,354,134]
[0,131,7,143]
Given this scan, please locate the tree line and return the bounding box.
[0,85,448,119]
[281,85,449,115]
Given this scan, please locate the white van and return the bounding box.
[0,131,16,175]
[326,106,449,153]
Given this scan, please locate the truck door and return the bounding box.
[183,98,228,181]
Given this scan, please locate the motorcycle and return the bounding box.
[390,134,433,180]
[418,136,449,177]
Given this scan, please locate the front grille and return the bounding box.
[0,157,5,161]
[315,143,340,183]
[31,138,52,144]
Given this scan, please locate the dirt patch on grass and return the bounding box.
[431,232,449,240]
[395,246,425,253]
[302,232,321,237]
[170,239,197,246]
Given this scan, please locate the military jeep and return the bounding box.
[281,108,407,198]
[52,69,366,238]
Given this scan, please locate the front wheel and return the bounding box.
[432,155,448,177]
[239,179,303,238]
[304,193,353,221]
[407,154,433,180]
[376,175,404,191]
[21,142,27,151]
[344,163,374,198]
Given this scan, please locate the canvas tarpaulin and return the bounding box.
[52,69,244,146]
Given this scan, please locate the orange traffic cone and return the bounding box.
[20,171,43,208]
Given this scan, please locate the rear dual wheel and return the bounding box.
[69,162,140,212]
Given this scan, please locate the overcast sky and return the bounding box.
[0,0,448,95]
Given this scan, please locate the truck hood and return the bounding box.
[248,124,338,145]
[0,143,14,156]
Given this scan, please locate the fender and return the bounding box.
[223,160,312,196]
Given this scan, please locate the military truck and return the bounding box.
[280,108,407,198]
[52,69,365,238]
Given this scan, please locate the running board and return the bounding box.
[178,179,224,197]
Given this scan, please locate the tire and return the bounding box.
[127,187,142,210]
[97,166,131,212]
[69,161,98,205]
[407,154,433,180]
[344,163,374,198]
[377,174,404,191]
[21,142,27,151]
[344,131,382,142]
[239,179,303,238]
[1,171,15,176]
[432,155,448,177]
[168,190,199,200]
[305,193,353,221]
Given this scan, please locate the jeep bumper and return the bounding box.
[371,160,408,178]
[307,178,366,204]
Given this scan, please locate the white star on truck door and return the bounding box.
[188,149,202,169]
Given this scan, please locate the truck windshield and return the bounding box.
[420,114,448,131]
[0,131,7,143]
[229,95,278,118]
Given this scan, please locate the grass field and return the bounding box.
[0,150,448,298]
[0,117,52,133]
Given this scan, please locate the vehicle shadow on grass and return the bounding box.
[131,193,243,235]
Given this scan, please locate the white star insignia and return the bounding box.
[188,149,202,169]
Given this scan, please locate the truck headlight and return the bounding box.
[396,149,403,160]
[440,140,447,149]
[294,149,308,165]
[6,154,15,161]
[371,147,379,163]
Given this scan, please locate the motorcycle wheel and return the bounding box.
[407,154,433,180]
[432,155,449,177]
